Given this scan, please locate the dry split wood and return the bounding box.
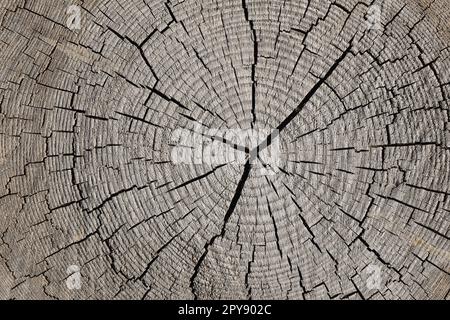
[0,0,449,299]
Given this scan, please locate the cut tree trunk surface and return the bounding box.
[0,0,449,300]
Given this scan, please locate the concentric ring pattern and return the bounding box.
[0,0,449,299]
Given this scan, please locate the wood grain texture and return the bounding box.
[0,0,449,300]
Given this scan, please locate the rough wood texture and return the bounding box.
[0,0,449,300]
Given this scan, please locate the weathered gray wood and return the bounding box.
[0,0,449,300]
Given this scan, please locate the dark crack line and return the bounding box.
[167,163,227,192]
[251,40,354,156]
[149,87,191,111]
[242,0,258,127]
[197,131,250,154]
[107,26,159,82]
[267,198,283,257]
[414,221,450,241]
[115,111,162,128]
[291,197,322,253]
[190,161,252,299]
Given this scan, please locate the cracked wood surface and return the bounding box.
[0,0,450,300]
